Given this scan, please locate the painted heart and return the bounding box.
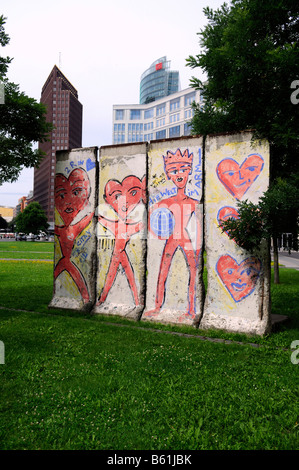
[86,158,96,172]
[104,175,146,220]
[216,254,261,302]
[217,206,240,237]
[55,168,91,226]
[216,154,264,200]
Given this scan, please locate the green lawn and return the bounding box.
[0,242,298,450]
[0,241,54,260]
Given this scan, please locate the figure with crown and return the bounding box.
[144,148,202,320]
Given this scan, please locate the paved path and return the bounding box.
[273,251,299,270]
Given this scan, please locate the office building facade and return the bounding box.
[33,65,83,229]
[113,87,202,145]
[140,57,180,104]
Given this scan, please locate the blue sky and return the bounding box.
[0,0,226,207]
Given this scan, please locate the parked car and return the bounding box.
[26,233,37,241]
[35,231,48,241]
[16,233,27,241]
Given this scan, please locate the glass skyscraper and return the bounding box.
[140,57,180,104]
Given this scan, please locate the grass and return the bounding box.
[0,241,54,260]
[0,241,298,450]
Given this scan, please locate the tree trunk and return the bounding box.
[272,236,280,284]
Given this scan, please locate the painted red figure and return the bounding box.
[54,168,94,303]
[97,175,146,306]
[144,149,202,319]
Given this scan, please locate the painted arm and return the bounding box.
[98,214,117,235]
[126,219,144,237]
[73,211,94,238]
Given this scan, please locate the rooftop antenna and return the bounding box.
[59,52,62,69]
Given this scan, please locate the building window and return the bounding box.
[114,133,125,144]
[184,108,193,119]
[184,123,192,135]
[184,93,196,106]
[170,113,180,123]
[170,98,180,111]
[115,109,124,120]
[114,123,125,132]
[144,122,153,131]
[157,117,165,127]
[156,129,166,140]
[169,125,180,138]
[144,108,154,119]
[130,109,141,120]
[156,104,165,116]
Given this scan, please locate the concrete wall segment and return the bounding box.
[200,132,271,335]
[142,137,204,327]
[92,143,147,320]
[49,147,98,312]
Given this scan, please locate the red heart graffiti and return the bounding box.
[55,168,91,226]
[216,254,261,302]
[104,175,146,220]
[216,154,264,200]
[217,206,240,238]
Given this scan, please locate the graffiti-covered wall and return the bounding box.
[93,143,147,320]
[49,147,98,311]
[201,134,271,335]
[143,139,204,326]
[49,132,271,335]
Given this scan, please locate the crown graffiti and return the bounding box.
[163,149,193,166]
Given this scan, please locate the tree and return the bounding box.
[0,16,53,184]
[15,202,49,235]
[186,0,299,282]
[186,0,299,150]
[219,177,299,283]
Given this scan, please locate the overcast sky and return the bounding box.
[0,0,226,208]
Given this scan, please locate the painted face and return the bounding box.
[104,175,145,220]
[55,168,90,226]
[216,154,264,200]
[216,255,261,302]
[165,162,192,189]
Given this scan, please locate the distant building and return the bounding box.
[13,196,28,218]
[112,87,202,145]
[140,57,180,104]
[32,65,83,229]
[0,206,13,223]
